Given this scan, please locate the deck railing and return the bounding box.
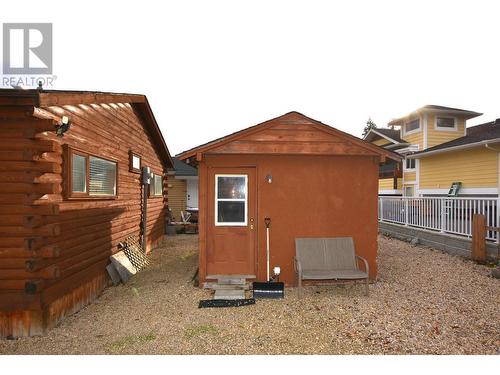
[378,196,500,242]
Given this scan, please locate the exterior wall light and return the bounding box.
[55,115,71,137]
[266,174,272,183]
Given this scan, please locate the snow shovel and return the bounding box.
[252,217,284,299]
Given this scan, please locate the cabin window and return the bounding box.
[67,147,117,199]
[129,151,141,173]
[436,117,456,129]
[404,118,420,133]
[404,158,415,170]
[215,174,247,226]
[150,173,163,197]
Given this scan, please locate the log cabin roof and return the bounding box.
[176,111,401,163]
[0,89,173,169]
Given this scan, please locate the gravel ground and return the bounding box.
[1,234,499,354]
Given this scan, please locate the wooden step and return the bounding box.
[206,275,255,285]
[203,282,250,290]
[213,289,246,300]
[206,274,256,280]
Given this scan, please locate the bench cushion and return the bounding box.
[295,237,357,271]
[301,269,368,280]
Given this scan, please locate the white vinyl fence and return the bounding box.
[378,197,499,242]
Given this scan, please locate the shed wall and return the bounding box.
[199,154,379,285]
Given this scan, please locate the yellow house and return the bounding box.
[166,157,198,221]
[365,105,500,197]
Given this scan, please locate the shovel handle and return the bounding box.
[264,217,271,228]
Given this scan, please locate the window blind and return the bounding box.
[89,156,116,196]
[154,174,162,196]
[72,154,87,193]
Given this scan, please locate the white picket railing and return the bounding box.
[378,196,500,242]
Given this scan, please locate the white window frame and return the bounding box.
[434,116,458,132]
[403,117,421,136]
[403,157,416,171]
[404,185,415,197]
[215,174,248,227]
[149,173,163,197]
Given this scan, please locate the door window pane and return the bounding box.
[217,176,246,199]
[217,201,245,223]
[72,154,86,193]
[89,156,117,196]
[215,174,247,225]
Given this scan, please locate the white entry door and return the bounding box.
[186,178,198,209]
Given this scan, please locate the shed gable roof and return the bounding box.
[177,112,400,162]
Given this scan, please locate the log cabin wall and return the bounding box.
[0,105,61,336]
[0,92,171,337]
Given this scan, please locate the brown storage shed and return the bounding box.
[0,89,172,337]
[177,112,400,286]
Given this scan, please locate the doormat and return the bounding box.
[198,298,256,308]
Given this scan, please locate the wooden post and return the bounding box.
[471,214,486,262]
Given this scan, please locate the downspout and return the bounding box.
[141,166,151,251]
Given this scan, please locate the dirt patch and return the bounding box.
[0,234,498,354]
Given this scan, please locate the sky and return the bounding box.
[2,0,500,155]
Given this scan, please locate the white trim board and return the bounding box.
[379,189,403,195]
[417,188,499,195]
[423,113,428,149]
[407,138,500,159]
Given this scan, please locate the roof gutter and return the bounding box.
[389,109,483,126]
[408,137,500,159]
[386,142,409,150]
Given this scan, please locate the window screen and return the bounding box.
[89,156,117,196]
[215,175,247,225]
[72,154,86,193]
